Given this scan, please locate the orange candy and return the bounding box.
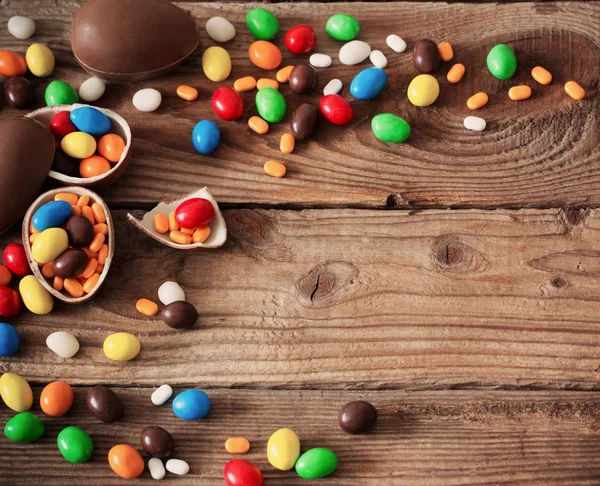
[153,213,169,234]
[0,265,11,286]
[508,85,532,101]
[264,160,286,178]
[83,273,100,294]
[467,92,488,110]
[55,192,78,205]
[98,244,108,265]
[257,78,279,90]
[40,381,73,417]
[437,42,454,62]
[447,63,465,84]
[79,258,98,279]
[64,278,84,298]
[180,227,195,235]
[136,298,158,316]
[233,76,257,92]
[177,85,198,101]
[276,65,294,83]
[42,262,54,279]
[97,134,126,163]
[280,133,295,154]
[225,437,250,454]
[0,50,27,78]
[91,202,105,224]
[564,81,585,100]
[248,116,269,135]
[531,66,552,85]
[29,233,38,244]
[168,212,179,232]
[81,205,95,225]
[53,276,64,291]
[108,444,145,480]
[169,230,192,245]
[192,226,211,243]
[77,195,90,207]
[94,223,108,235]
[80,155,111,178]
[248,41,282,70]
[89,232,105,253]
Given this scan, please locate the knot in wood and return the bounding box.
[432,235,488,273]
[295,261,358,307]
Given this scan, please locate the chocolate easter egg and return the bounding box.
[0,118,54,235]
[71,0,199,81]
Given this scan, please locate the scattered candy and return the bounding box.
[202,46,232,82]
[464,115,487,131]
[206,16,236,43]
[0,372,33,412]
[249,116,269,134]
[264,160,287,178]
[149,458,166,480]
[280,133,295,154]
[256,87,287,123]
[326,14,360,41]
[323,78,343,95]
[339,40,371,65]
[407,74,439,107]
[0,265,10,286]
[70,106,111,136]
[372,113,410,143]
[136,298,159,316]
[339,400,378,433]
[467,92,489,110]
[295,448,338,479]
[158,281,185,305]
[40,381,73,417]
[413,39,440,74]
[369,50,387,69]
[531,66,552,85]
[61,131,97,159]
[320,94,354,125]
[141,426,175,457]
[487,43,517,80]
[289,64,318,95]
[291,103,319,140]
[246,8,279,41]
[309,53,332,68]
[4,412,44,442]
[386,34,407,53]
[151,384,173,406]
[285,25,317,55]
[234,76,257,92]
[19,275,54,315]
[248,40,283,70]
[57,426,94,463]
[172,389,211,420]
[447,63,465,84]
[224,459,264,486]
[508,85,532,101]
[267,428,300,470]
[0,322,19,357]
[177,85,198,101]
[276,65,294,83]
[0,50,27,78]
[46,331,80,358]
[0,286,21,318]
[4,77,33,109]
[133,88,162,112]
[166,458,190,475]
[45,80,78,106]
[103,332,141,361]
[256,78,279,90]
[212,86,244,121]
[350,67,388,100]
[437,41,454,62]
[108,444,145,479]
[7,16,36,40]
[192,120,221,155]
[225,437,251,454]
[87,385,124,423]
[161,301,198,329]
[25,43,55,78]
[4,243,30,276]
[564,81,585,100]
[79,76,106,102]
[98,133,126,162]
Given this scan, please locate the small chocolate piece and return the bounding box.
[53,249,88,278]
[4,77,33,109]
[338,400,377,434]
[141,426,175,457]
[160,301,198,329]
[413,39,440,74]
[64,215,95,247]
[51,151,80,178]
[289,64,318,95]
[86,385,124,423]
[291,103,319,141]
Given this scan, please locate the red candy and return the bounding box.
[3,243,30,277]
[224,460,264,486]
[49,111,77,140]
[175,198,215,229]
[285,25,317,55]
[212,87,244,121]
[320,94,355,125]
[0,286,20,319]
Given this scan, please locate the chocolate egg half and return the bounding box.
[0,117,54,235]
[71,0,199,81]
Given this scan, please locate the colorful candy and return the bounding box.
[108,444,145,479]
[486,44,517,80]
[437,42,454,62]
[166,458,190,475]
[350,67,388,100]
[86,385,124,423]
[70,106,111,136]
[256,87,287,123]
[0,286,20,318]
[339,40,371,65]
[50,111,77,139]
[256,78,279,90]
[467,92,489,110]
[246,8,279,40]
[151,384,173,406]
[78,76,106,102]
[158,281,185,305]
[0,265,10,286]
[177,85,198,101]
[202,46,232,82]
[61,131,97,159]
[295,448,338,479]
[4,243,30,276]
[65,215,95,246]
[206,16,236,43]
[175,198,214,229]
[267,428,300,470]
[249,116,269,135]
[19,275,54,315]
[149,458,166,480]
[224,459,264,486]
[413,39,441,74]
[565,81,585,100]
[153,213,169,234]
[4,77,33,109]
[234,76,257,92]
[285,25,317,55]
[160,301,198,329]
[79,155,111,178]
[45,80,78,106]
[369,50,387,69]
[276,65,294,83]
[310,53,332,68]
[0,372,33,412]
[339,400,378,433]
[407,74,440,107]
[192,120,221,155]
[57,426,94,463]
[326,14,360,41]
[40,381,73,417]
[212,86,244,121]
[172,389,211,420]
[103,332,141,361]
[508,85,532,101]
[531,66,552,85]
[386,34,407,53]
[0,50,27,78]
[291,103,319,140]
[320,94,354,125]
[132,88,162,112]
[248,41,282,70]
[225,438,251,454]
[97,133,125,162]
[141,426,175,457]
[0,322,20,357]
[264,160,287,178]
[323,78,343,95]
[33,201,72,232]
[372,113,410,143]
[136,298,158,316]
[447,63,465,84]
[289,64,318,95]
[31,228,69,264]
[464,116,486,131]
[25,43,55,77]
[53,249,88,278]
[280,133,295,154]
[4,412,44,442]
[7,16,36,40]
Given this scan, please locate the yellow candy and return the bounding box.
[407,74,440,107]
[61,132,97,159]
[104,332,141,361]
[25,43,55,77]
[202,46,232,82]
[19,275,54,315]
[31,227,68,264]
[0,373,33,412]
[267,428,300,471]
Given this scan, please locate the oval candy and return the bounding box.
[248,41,282,70]
[19,275,54,315]
[487,43,517,80]
[0,372,33,412]
[158,281,185,305]
[291,103,319,141]
[246,8,278,40]
[0,50,27,78]
[172,389,211,420]
[407,74,440,107]
[61,131,97,159]
[289,64,318,95]
[224,459,264,486]
[206,17,236,43]
[267,428,300,471]
[320,94,354,125]
[285,25,317,55]
[133,88,162,112]
[256,87,287,123]
[87,386,124,422]
[339,40,371,65]
[371,113,410,143]
[33,200,73,232]
[103,332,141,361]
[0,286,20,319]
[57,426,93,463]
[326,14,360,41]
[161,301,199,329]
[31,227,69,264]
[192,120,220,155]
[350,67,387,100]
[70,106,111,136]
[40,381,74,417]
[141,426,175,457]
[45,80,79,106]
[79,77,106,102]
[0,322,20,357]
[4,243,30,276]
[8,16,36,40]
[295,448,338,479]
[212,87,244,121]
[4,412,44,442]
[4,76,33,109]
[175,198,215,228]
[338,400,378,433]
[25,43,55,77]
[413,39,441,74]
[108,444,145,479]
[202,46,232,82]
[46,331,80,358]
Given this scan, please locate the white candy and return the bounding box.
[133,88,162,112]
[166,459,189,476]
[151,384,173,406]
[149,458,166,480]
[206,17,236,43]
[339,40,371,65]
[323,79,343,96]
[8,16,35,40]
[309,53,332,68]
[79,77,106,102]
[46,331,80,358]
[369,50,387,69]
[464,116,487,131]
[386,35,407,53]
[158,281,185,305]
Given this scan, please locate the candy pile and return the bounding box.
[136,280,199,329]
[152,197,214,246]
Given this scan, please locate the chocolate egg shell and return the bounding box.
[71,0,199,81]
[86,385,124,423]
[0,117,55,236]
[161,301,198,329]
[141,426,175,457]
[291,103,319,141]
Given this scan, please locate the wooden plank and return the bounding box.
[1,2,599,208]
[1,388,599,485]
[2,207,600,389]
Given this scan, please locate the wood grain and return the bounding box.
[2,207,600,389]
[0,2,598,208]
[1,388,600,485]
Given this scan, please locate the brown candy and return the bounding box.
[291,103,319,141]
[289,64,318,95]
[141,426,175,457]
[53,249,88,278]
[160,301,198,329]
[413,39,440,74]
[51,152,80,178]
[86,385,124,423]
[4,77,33,109]
[65,215,95,247]
[338,400,377,434]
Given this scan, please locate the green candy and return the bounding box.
[371,113,411,143]
[246,8,279,40]
[295,448,338,479]
[57,426,93,463]
[45,80,79,106]
[486,44,517,80]
[4,412,44,442]
[326,14,360,41]
[256,87,286,123]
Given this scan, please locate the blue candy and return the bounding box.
[0,323,20,357]
[32,200,72,232]
[350,67,388,101]
[70,106,111,136]
[192,120,220,155]
[172,389,211,420]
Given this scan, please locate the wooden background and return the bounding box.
[0,0,599,484]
